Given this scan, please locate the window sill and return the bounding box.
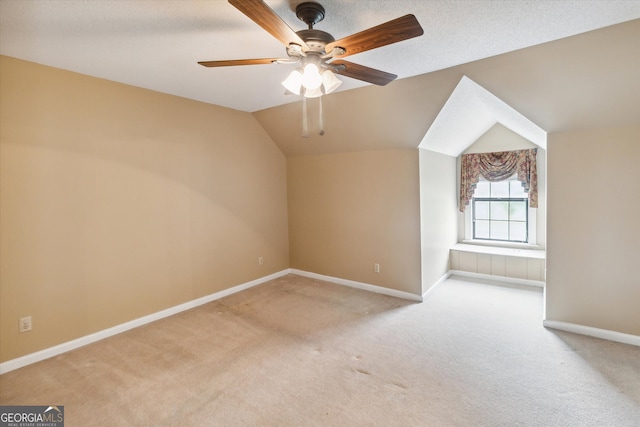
[462,239,539,250]
[454,242,545,259]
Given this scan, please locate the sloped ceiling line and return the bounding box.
[1,1,638,112]
[419,76,547,157]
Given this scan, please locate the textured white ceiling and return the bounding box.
[1,0,640,112]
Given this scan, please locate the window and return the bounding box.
[472,176,529,243]
[460,148,539,246]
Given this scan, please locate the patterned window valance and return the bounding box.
[460,148,538,213]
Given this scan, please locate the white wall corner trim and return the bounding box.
[0,269,290,375]
[449,270,545,288]
[290,269,423,302]
[543,320,640,348]
[423,272,451,299]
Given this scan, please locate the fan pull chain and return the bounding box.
[302,97,309,138]
[319,96,325,136]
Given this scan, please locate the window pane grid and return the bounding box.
[472,178,529,243]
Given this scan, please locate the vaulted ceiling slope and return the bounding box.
[253,19,640,157]
[1,0,639,113]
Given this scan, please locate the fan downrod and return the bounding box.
[296,2,325,29]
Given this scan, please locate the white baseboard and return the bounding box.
[0,270,290,375]
[422,272,451,299]
[449,270,545,288]
[543,320,640,347]
[290,269,423,302]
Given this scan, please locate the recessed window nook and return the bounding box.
[418,76,547,290]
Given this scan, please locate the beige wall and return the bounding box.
[546,125,640,335]
[2,19,639,363]
[287,150,422,295]
[0,56,289,362]
[419,149,458,292]
[457,124,547,248]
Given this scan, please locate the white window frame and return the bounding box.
[464,177,537,247]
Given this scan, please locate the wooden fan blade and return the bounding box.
[326,14,423,58]
[198,58,278,67]
[331,60,397,86]
[229,0,307,48]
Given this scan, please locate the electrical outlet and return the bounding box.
[374,263,380,273]
[19,316,32,333]
[258,256,264,265]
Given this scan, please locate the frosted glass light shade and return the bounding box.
[301,64,322,90]
[322,70,342,94]
[304,87,323,98]
[282,70,302,95]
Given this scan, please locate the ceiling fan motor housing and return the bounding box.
[296,2,326,28]
[295,2,334,54]
[297,29,335,53]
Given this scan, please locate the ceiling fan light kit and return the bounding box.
[198,0,424,135]
[282,64,342,97]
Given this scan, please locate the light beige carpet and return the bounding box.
[1,274,639,426]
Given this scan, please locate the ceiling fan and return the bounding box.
[198,0,424,97]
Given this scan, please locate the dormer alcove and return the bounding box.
[418,76,547,294]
